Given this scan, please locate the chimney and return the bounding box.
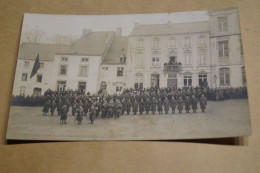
[116,27,122,36]
[82,29,92,36]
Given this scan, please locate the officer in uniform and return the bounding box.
[191,95,198,113]
[144,98,150,114]
[150,98,157,114]
[60,104,68,124]
[126,99,132,115]
[157,99,163,115]
[42,100,51,116]
[184,96,191,113]
[200,94,207,112]
[89,104,96,124]
[164,98,170,114]
[170,97,177,114]
[177,97,183,114]
[133,99,139,115]
[76,105,83,124]
[50,100,57,116]
[139,99,145,115]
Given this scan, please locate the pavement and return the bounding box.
[6,99,251,141]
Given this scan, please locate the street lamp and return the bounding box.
[214,74,217,89]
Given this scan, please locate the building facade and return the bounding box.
[12,8,245,96]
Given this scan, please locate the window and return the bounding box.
[78,65,88,77]
[138,38,144,48]
[198,51,206,65]
[117,67,124,76]
[24,61,30,68]
[20,86,26,96]
[183,73,192,87]
[242,66,246,85]
[61,57,68,62]
[152,57,160,66]
[40,62,44,69]
[199,74,207,87]
[184,52,191,65]
[81,57,88,62]
[102,67,108,70]
[219,68,230,86]
[168,38,176,47]
[120,55,126,64]
[152,38,160,48]
[57,81,66,91]
[21,73,28,81]
[135,73,143,89]
[218,17,228,32]
[184,37,191,46]
[33,88,42,96]
[36,74,42,83]
[135,53,144,66]
[218,40,229,58]
[59,65,68,75]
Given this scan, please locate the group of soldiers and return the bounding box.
[41,86,214,124]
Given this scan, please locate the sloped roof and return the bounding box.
[130,21,209,36]
[18,43,69,61]
[18,31,114,61]
[60,31,114,56]
[102,36,128,65]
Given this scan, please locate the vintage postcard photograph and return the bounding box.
[6,8,251,141]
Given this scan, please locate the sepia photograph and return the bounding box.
[6,7,251,141]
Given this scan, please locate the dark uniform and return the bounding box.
[60,105,68,124]
[191,95,198,113]
[144,99,150,114]
[133,100,138,115]
[200,95,207,112]
[164,98,170,114]
[121,99,127,115]
[177,97,183,113]
[170,98,177,114]
[50,101,57,116]
[42,100,51,116]
[150,98,157,114]
[157,99,163,114]
[139,99,144,115]
[184,96,191,113]
[76,106,83,124]
[115,101,122,119]
[126,99,132,115]
[89,105,96,124]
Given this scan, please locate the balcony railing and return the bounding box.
[163,62,182,73]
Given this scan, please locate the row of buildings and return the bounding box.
[12,8,246,96]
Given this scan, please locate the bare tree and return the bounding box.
[21,28,46,43]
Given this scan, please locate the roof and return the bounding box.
[60,31,114,56]
[102,36,128,65]
[18,43,69,61]
[130,21,209,36]
[18,31,115,61]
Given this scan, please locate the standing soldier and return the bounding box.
[150,98,157,114]
[133,99,139,115]
[139,99,145,115]
[76,106,83,124]
[65,99,70,114]
[200,94,207,112]
[191,95,198,113]
[95,100,101,118]
[83,100,89,116]
[157,99,163,115]
[60,104,68,124]
[101,100,108,118]
[126,99,132,115]
[177,97,183,114]
[72,100,77,116]
[115,100,122,119]
[121,98,127,115]
[144,99,150,114]
[42,100,51,116]
[89,104,96,124]
[170,97,177,114]
[50,100,57,116]
[184,96,191,113]
[164,98,170,114]
[107,100,114,118]
[56,99,63,116]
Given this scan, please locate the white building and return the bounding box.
[12,8,245,96]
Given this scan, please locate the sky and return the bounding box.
[21,10,209,43]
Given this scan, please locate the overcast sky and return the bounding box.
[21,10,209,43]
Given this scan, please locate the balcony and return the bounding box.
[163,62,182,73]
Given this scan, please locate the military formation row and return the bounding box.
[42,95,207,124]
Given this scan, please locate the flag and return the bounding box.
[30,54,40,79]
